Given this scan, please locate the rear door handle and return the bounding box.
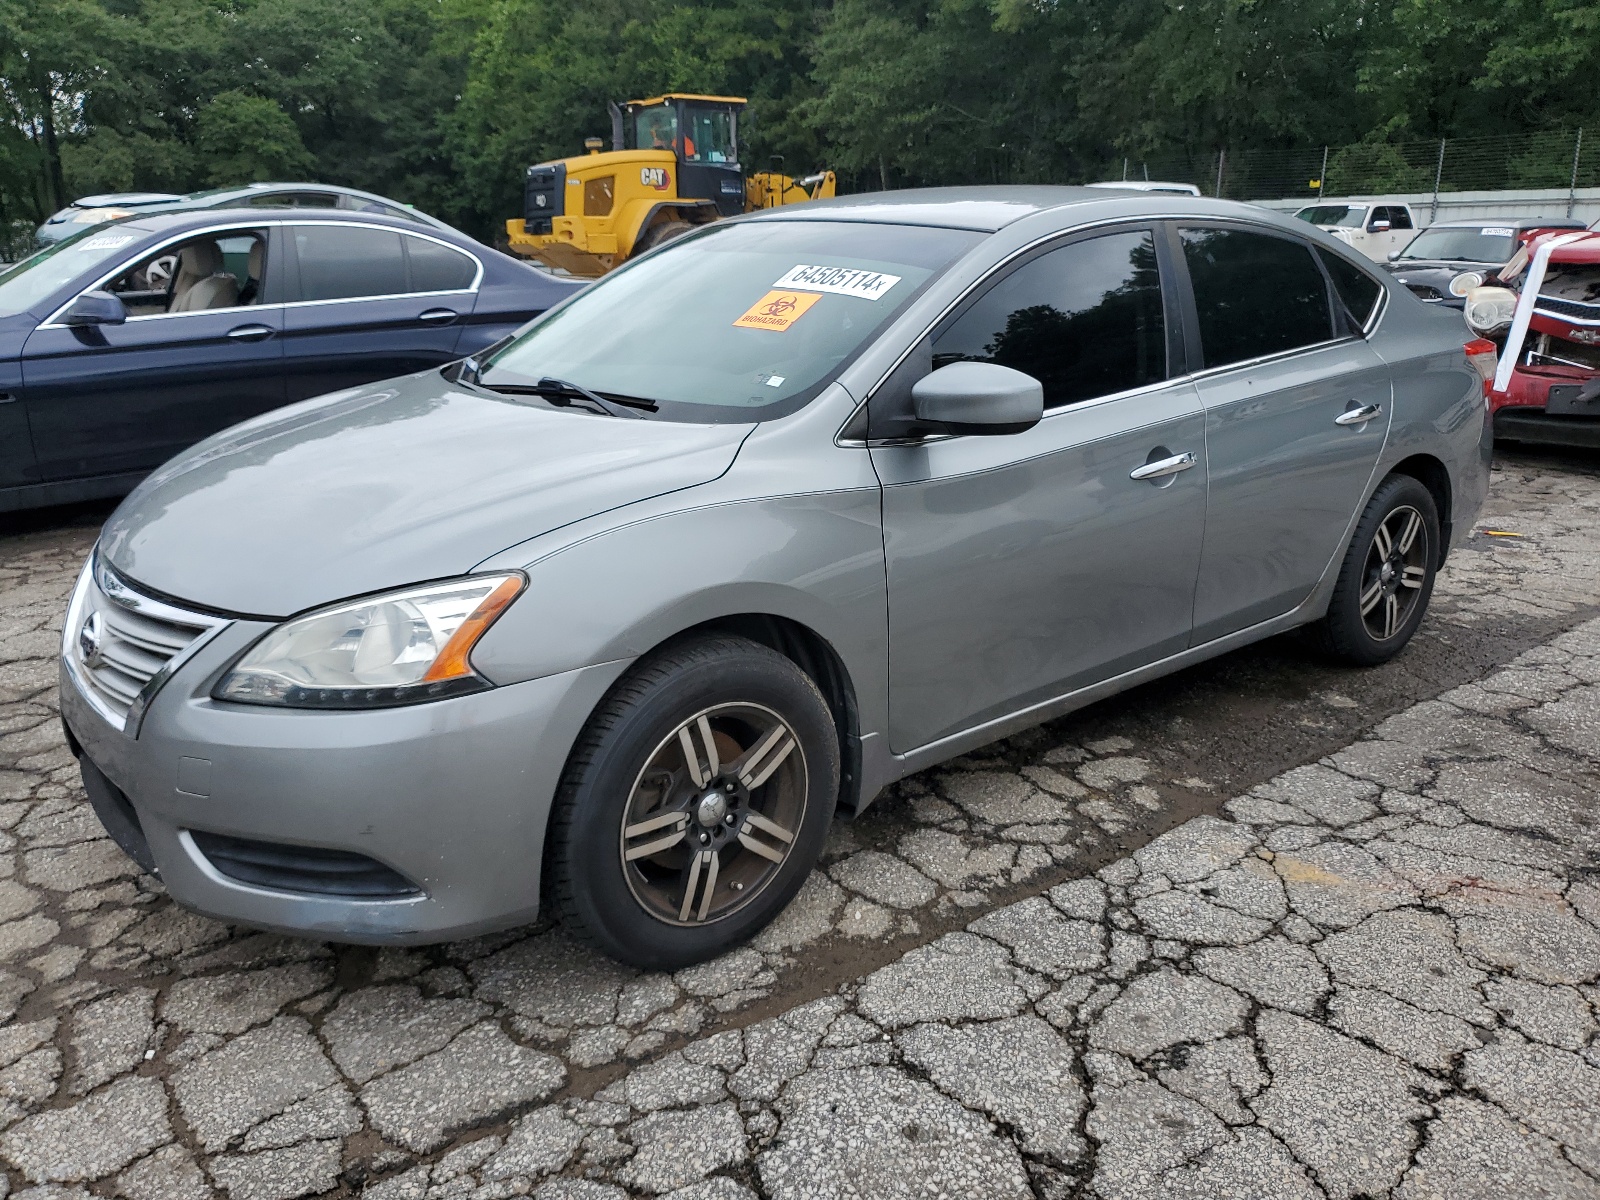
[1335,403,1382,426]
[418,308,459,325]
[1129,451,1198,481]
[227,324,275,342]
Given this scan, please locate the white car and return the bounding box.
[1295,202,1418,262]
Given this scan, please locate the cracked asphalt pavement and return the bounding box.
[0,445,1597,1199]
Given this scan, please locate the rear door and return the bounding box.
[280,223,482,400]
[1176,224,1391,642]
[872,226,1208,752]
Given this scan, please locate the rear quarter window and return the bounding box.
[1317,249,1384,330]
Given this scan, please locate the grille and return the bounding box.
[188,830,423,899]
[1535,295,1600,322]
[65,557,225,732]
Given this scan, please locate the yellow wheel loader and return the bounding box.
[504,94,836,277]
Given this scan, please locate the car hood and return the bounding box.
[100,374,754,617]
[1384,259,1493,275]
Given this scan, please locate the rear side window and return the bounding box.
[933,229,1167,408]
[1318,249,1383,329]
[1180,228,1333,369]
[404,235,477,292]
[293,226,408,301]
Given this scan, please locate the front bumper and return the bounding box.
[61,622,630,944]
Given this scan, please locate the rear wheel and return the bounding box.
[547,635,838,969]
[1312,474,1440,666]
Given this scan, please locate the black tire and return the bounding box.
[633,219,694,256]
[1311,474,1440,666]
[547,634,838,969]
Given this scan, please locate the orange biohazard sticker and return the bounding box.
[733,290,823,332]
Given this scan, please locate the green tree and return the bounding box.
[193,90,315,186]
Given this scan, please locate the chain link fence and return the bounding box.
[1115,130,1595,205]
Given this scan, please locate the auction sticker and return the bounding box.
[77,235,135,252]
[1481,227,1515,237]
[734,290,823,331]
[773,265,901,300]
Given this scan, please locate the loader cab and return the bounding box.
[618,95,747,217]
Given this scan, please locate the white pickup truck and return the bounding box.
[1294,201,1419,261]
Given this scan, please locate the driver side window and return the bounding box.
[932,229,1169,409]
[104,230,267,317]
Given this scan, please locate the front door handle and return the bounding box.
[227,324,275,342]
[1335,403,1383,426]
[1129,451,1198,481]
[418,308,459,325]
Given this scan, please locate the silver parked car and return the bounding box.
[60,187,1491,967]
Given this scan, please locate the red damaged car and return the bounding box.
[1464,230,1600,448]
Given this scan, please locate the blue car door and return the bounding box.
[20,224,285,483]
[280,222,482,401]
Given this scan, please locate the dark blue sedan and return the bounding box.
[0,209,584,512]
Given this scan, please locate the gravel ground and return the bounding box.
[0,446,1596,1199]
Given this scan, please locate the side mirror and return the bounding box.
[1386,250,1401,262]
[1369,220,1392,233]
[912,361,1043,435]
[61,290,128,327]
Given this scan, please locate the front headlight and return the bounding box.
[215,574,524,709]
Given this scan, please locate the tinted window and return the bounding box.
[933,230,1166,408]
[1317,249,1383,329]
[405,236,476,291]
[1181,228,1333,368]
[294,225,407,301]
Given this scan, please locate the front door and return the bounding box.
[1176,225,1391,642]
[280,223,479,401]
[872,227,1207,752]
[20,226,285,482]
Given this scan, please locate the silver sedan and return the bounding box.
[59,187,1492,967]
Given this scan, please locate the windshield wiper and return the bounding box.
[481,377,657,418]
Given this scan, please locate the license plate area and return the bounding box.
[1545,384,1600,416]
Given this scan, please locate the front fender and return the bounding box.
[467,488,889,735]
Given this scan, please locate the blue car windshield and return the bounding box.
[0,224,147,317]
[480,219,982,421]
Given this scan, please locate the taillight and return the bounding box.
[1464,338,1498,384]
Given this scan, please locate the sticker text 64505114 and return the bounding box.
[734,290,823,332]
[773,265,902,300]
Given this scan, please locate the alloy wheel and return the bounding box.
[618,702,807,925]
[1359,504,1429,641]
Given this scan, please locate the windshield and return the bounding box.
[480,219,981,421]
[1540,263,1600,305]
[1296,205,1365,228]
[0,224,147,318]
[1398,227,1518,264]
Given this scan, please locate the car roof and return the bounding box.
[111,207,463,240]
[73,192,183,208]
[744,185,1257,232]
[1429,217,1585,229]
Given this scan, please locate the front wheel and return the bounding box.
[547,635,838,969]
[1312,474,1440,666]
